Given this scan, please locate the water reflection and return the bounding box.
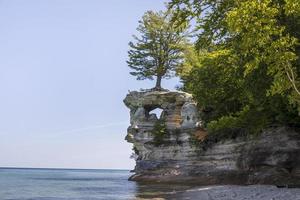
[133,182,195,199]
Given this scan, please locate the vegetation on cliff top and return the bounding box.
[127,10,190,90]
[169,0,300,136]
[128,0,300,137]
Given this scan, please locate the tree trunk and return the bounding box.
[154,75,162,90]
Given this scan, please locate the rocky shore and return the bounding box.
[124,90,300,185]
[136,185,300,200]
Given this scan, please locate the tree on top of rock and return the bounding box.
[127,10,189,90]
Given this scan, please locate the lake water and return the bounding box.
[0,168,192,200]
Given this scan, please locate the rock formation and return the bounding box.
[124,89,300,185]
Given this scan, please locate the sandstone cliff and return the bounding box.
[124,90,300,185]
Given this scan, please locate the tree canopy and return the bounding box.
[168,0,300,136]
[127,10,189,90]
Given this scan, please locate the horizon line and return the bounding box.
[0,166,132,171]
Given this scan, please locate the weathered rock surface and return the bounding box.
[124,90,300,185]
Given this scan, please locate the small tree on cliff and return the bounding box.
[127,11,189,90]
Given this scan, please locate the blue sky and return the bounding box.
[0,0,179,169]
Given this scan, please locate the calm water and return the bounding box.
[0,168,192,200]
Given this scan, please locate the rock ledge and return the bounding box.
[124,90,300,185]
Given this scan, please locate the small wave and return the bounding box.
[6,197,104,200]
[73,186,136,196]
[31,177,126,182]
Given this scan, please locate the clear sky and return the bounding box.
[0,0,179,169]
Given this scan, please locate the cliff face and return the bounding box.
[124,90,300,185]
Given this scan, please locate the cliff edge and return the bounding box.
[124,90,300,185]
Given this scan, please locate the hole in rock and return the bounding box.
[149,108,164,119]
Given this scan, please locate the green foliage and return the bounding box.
[169,0,300,138]
[207,106,270,137]
[226,0,299,103]
[180,49,246,122]
[152,119,169,146]
[127,10,190,89]
[285,0,300,16]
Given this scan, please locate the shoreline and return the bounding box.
[136,185,300,200]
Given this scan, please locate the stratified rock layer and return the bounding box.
[124,90,300,185]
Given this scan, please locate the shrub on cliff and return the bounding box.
[152,119,168,146]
